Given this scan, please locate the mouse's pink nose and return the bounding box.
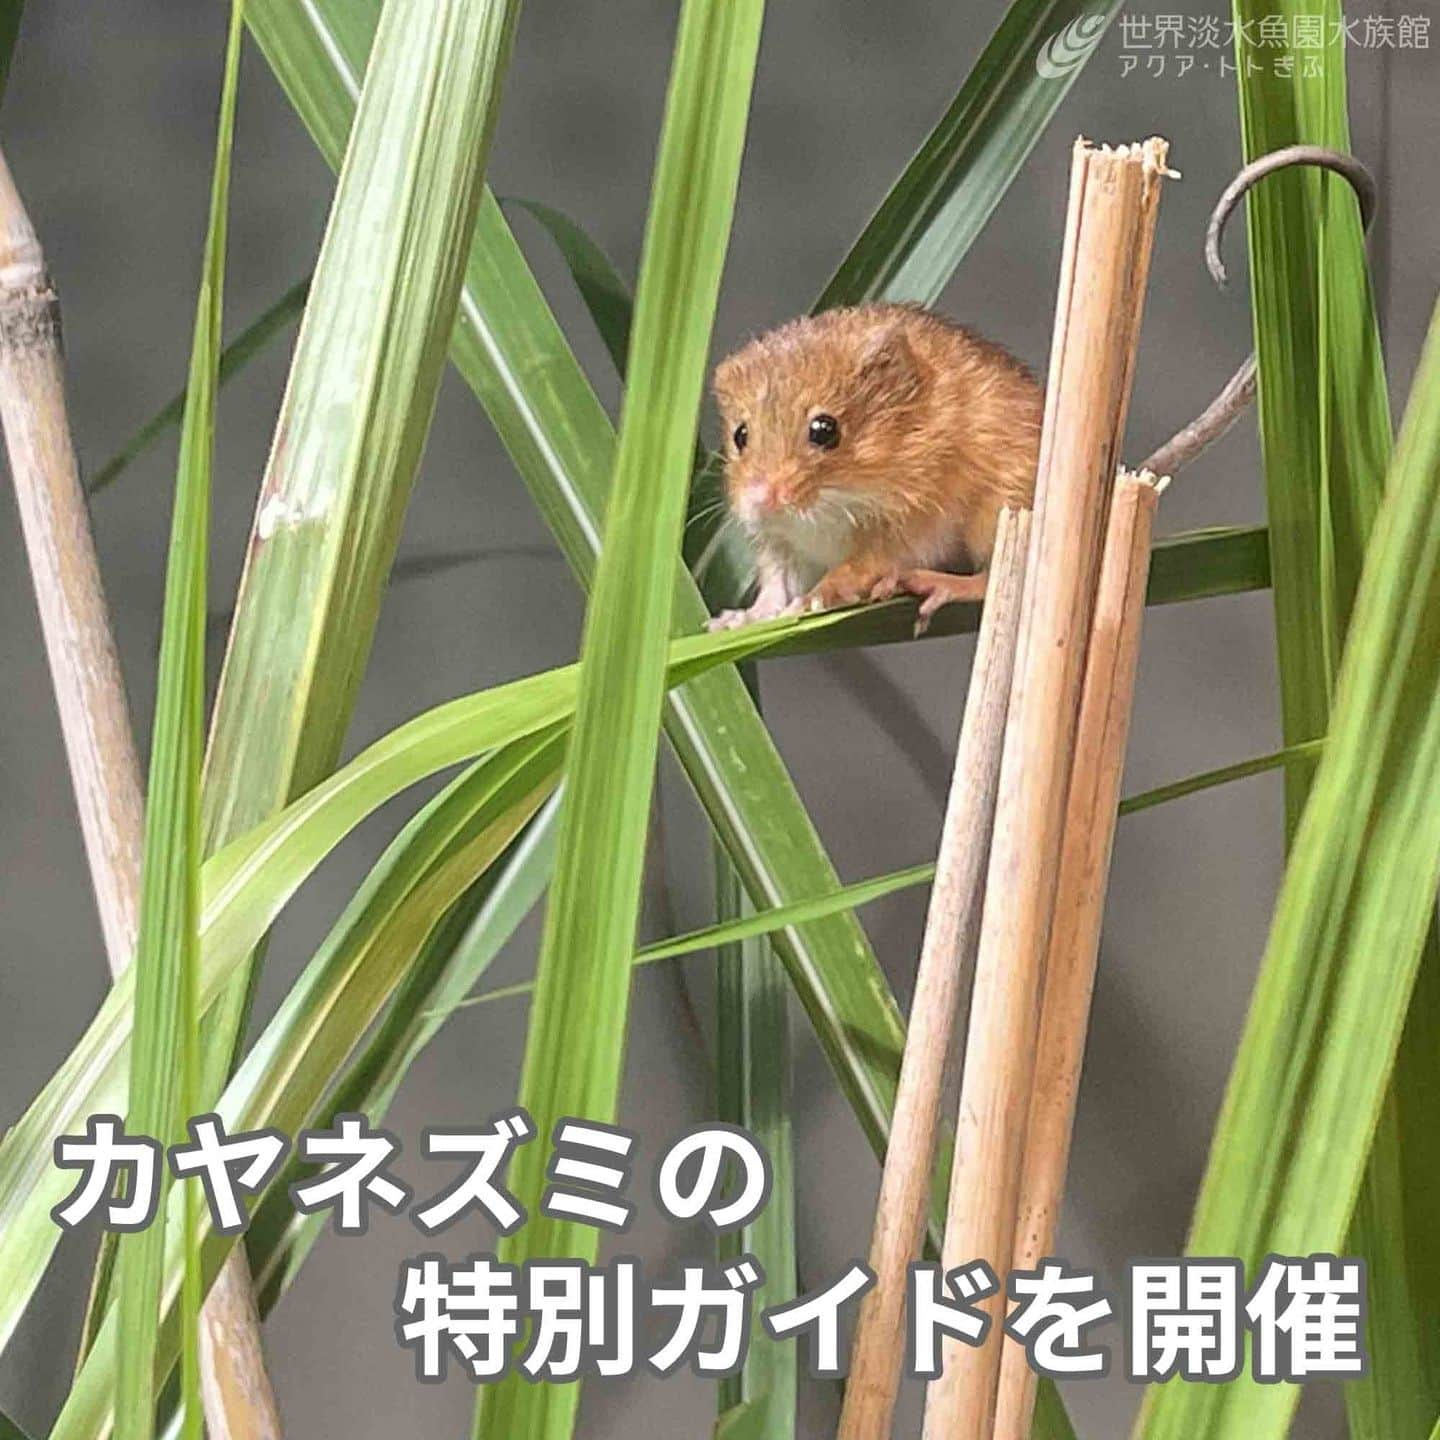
[743,476,784,514]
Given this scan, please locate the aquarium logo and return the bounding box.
[1036,12,1110,79]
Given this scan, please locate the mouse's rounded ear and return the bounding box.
[711,353,741,414]
[856,323,925,401]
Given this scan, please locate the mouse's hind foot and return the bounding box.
[887,568,988,635]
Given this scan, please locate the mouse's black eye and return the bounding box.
[732,422,749,453]
[808,413,840,449]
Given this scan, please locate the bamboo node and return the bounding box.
[0,284,61,353]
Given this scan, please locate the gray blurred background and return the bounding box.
[0,2,1433,1435]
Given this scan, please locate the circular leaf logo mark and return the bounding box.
[1036,12,1109,79]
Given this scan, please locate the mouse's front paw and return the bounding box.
[707,608,751,632]
[708,589,801,630]
[801,564,892,614]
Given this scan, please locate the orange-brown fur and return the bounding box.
[709,303,1042,627]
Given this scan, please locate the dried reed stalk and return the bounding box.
[0,147,143,975]
[920,138,1170,1440]
[0,146,283,1440]
[990,470,1161,1440]
[837,506,1031,1440]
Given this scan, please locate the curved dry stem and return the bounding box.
[1141,144,1378,479]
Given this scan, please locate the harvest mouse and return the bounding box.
[708,146,1377,632]
[710,303,1040,630]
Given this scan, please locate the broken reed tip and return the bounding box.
[1072,134,1178,179]
[1120,465,1169,494]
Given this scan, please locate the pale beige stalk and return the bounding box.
[991,470,1162,1440]
[920,138,1170,1440]
[837,506,1030,1440]
[0,145,282,1440]
[0,146,143,975]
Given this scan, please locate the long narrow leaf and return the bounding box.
[244,792,560,1313]
[114,9,242,1437]
[200,0,522,1103]
[88,276,309,496]
[814,0,1118,309]
[477,4,763,1437]
[53,734,563,1439]
[715,855,796,1440]
[1137,304,1440,1440]
[1225,9,1439,1437]
[508,204,794,1436]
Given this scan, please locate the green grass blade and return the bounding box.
[1137,303,1440,1440]
[52,733,562,1438]
[503,197,632,376]
[1225,10,1440,1438]
[1234,0,1390,834]
[88,276,309,496]
[1115,739,1323,817]
[643,863,936,964]
[440,735,1327,1015]
[0,1410,31,1440]
[757,524,1272,657]
[476,3,763,1436]
[504,193,794,1435]
[113,8,242,1437]
[199,0,522,1105]
[245,793,559,1314]
[714,863,797,1439]
[814,0,1118,309]
[0,593,1301,1361]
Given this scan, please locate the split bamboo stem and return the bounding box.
[837,506,1031,1440]
[0,146,283,1440]
[920,137,1170,1440]
[991,470,1162,1440]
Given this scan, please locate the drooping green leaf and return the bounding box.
[245,793,560,1314]
[88,276,309,496]
[113,8,242,1436]
[200,0,523,1106]
[53,734,564,1440]
[1138,304,1440,1440]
